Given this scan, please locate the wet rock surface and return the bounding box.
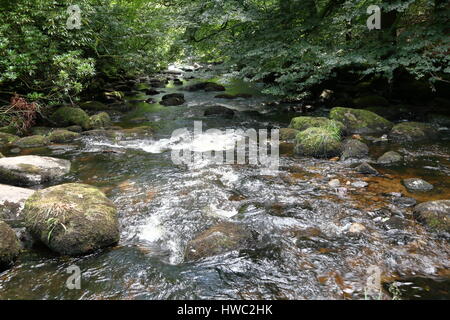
[0,156,71,186]
[0,221,20,271]
[413,200,450,231]
[402,178,434,193]
[23,183,120,256]
[0,184,35,222]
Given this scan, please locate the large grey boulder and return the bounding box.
[0,184,35,223]
[0,156,71,186]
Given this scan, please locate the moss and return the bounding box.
[279,128,300,141]
[48,130,80,143]
[353,95,389,108]
[289,116,345,133]
[388,122,438,143]
[0,132,20,145]
[50,107,90,130]
[30,127,53,136]
[329,107,393,134]
[13,135,48,148]
[294,127,342,158]
[23,183,119,256]
[88,112,111,129]
[0,220,20,270]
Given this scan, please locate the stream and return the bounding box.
[0,65,449,300]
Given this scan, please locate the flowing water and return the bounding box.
[0,66,449,300]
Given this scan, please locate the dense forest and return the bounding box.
[0,0,448,110]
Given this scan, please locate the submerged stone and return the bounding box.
[402,178,434,193]
[340,139,369,160]
[389,122,439,143]
[377,151,402,165]
[184,222,252,261]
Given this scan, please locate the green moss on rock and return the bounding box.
[413,200,450,232]
[388,122,438,143]
[48,130,80,143]
[0,220,20,271]
[0,132,20,146]
[88,112,111,129]
[50,107,90,130]
[289,116,345,133]
[294,127,342,158]
[329,107,393,134]
[13,135,48,148]
[279,128,300,141]
[23,183,119,256]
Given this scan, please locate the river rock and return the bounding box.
[329,107,393,134]
[294,127,342,158]
[388,122,439,143]
[22,183,120,256]
[12,135,49,148]
[403,178,434,192]
[160,93,185,106]
[279,128,300,141]
[0,221,21,271]
[0,155,71,186]
[88,112,111,129]
[377,151,402,165]
[340,139,369,160]
[289,116,345,133]
[0,132,19,146]
[184,222,252,261]
[48,130,80,143]
[204,105,235,118]
[0,184,35,222]
[50,106,91,130]
[355,162,379,175]
[79,101,108,111]
[413,200,450,232]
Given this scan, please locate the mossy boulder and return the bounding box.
[30,127,53,136]
[279,128,300,141]
[289,116,345,133]
[377,151,403,165]
[0,220,21,271]
[184,222,252,261]
[340,139,369,160]
[413,200,450,232]
[329,107,393,134]
[12,135,48,148]
[353,95,389,108]
[88,112,111,129]
[23,183,120,256]
[50,107,90,130]
[294,127,342,158]
[388,122,439,143]
[48,130,80,143]
[0,155,71,186]
[79,101,108,111]
[0,132,19,146]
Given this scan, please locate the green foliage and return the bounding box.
[0,0,181,104]
[176,0,450,98]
